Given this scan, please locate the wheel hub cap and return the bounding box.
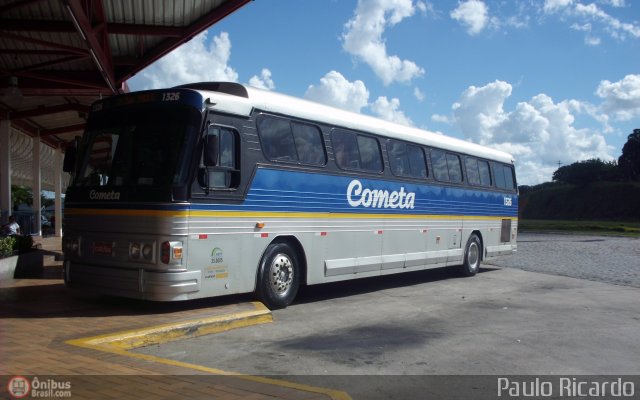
[270,254,293,294]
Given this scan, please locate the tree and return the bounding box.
[11,185,32,211]
[618,129,640,181]
[552,158,619,185]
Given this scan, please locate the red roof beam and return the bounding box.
[0,0,46,15]
[41,123,86,137]
[7,103,90,120]
[65,0,117,94]
[0,31,86,55]
[12,55,88,74]
[0,49,76,56]
[18,70,109,90]
[0,19,184,37]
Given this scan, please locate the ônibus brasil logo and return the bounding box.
[346,179,415,210]
[7,376,30,399]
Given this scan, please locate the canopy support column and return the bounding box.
[54,147,63,237]
[0,119,11,223]
[32,133,42,237]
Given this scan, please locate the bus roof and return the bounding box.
[178,82,515,165]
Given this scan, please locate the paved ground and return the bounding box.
[135,233,640,398]
[3,233,640,399]
[487,232,640,287]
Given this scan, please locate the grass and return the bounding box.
[519,219,640,237]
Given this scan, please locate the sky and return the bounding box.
[127,0,640,185]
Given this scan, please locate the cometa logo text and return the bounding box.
[89,190,121,200]
[347,179,415,209]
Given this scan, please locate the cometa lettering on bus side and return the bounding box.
[89,190,121,200]
[347,179,415,209]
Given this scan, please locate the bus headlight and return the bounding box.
[130,243,141,259]
[142,244,153,260]
[129,242,155,262]
[63,236,81,257]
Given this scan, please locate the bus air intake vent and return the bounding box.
[500,219,512,243]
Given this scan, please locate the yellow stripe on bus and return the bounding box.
[66,208,517,221]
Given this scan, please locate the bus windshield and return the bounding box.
[73,106,200,190]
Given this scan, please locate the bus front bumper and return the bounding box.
[64,262,201,301]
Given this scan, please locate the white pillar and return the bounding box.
[32,133,42,236]
[0,119,11,223]
[54,146,63,237]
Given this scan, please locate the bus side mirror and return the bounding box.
[63,142,77,173]
[204,133,219,167]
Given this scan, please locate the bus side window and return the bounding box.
[332,130,360,169]
[494,163,506,189]
[478,160,492,186]
[388,140,427,179]
[466,157,480,185]
[446,153,462,183]
[495,164,515,191]
[257,116,296,161]
[292,122,326,165]
[357,135,382,172]
[431,149,449,182]
[200,126,239,189]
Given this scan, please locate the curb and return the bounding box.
[68,301,272,351]
[65,301,352,400]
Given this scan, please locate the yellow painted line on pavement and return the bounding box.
[66,301,351,400]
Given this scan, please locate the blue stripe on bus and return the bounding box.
[67,168,518,217]
[189,168,518,217]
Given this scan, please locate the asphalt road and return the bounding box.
[135,233,640,399]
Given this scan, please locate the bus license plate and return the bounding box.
[92,241,113,256]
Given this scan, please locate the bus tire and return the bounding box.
[256,242,300,309]
[460,233,482,277]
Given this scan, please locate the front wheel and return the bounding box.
[256,242,300,309]
[460,234,482,277]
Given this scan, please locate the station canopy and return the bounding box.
[0,0,251,191]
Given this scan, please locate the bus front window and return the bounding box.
[74,107,199,190]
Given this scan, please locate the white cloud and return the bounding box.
[602,0,626,6]
[304,71,370,113]
[584,35,602,45]
[545,1,640,42]
[543,0,574,14]
[596,74,640,121]
[450,0,493,35]
[573,3,640,39]
[370,96,414,126]
[414,87,425,101]
[129,31,238,90]
[342,0,425,85]
[248,68,275,90]
[431,113,453,124]
[449,80,614,184]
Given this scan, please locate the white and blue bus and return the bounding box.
[63,82,518,309]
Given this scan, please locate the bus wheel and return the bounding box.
[460,234,481,277]
[256,242,300,309]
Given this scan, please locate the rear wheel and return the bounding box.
[460,233,481,277]
[256,242,300,309]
